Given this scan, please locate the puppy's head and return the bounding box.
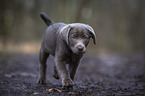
[60,23,96,55]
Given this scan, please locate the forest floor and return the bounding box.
[0,52,145,96]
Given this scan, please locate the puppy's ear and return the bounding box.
[60,25,71,44]
[85,25,96,45]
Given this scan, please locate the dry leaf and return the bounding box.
[46,88,62,92]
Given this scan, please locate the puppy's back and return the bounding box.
[42,23,66,56]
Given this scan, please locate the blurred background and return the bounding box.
[0,0,145,54]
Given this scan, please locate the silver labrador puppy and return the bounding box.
[38,12,96,88]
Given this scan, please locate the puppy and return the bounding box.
[38,12,96,89]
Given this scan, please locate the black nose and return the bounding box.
[78,46,84,51]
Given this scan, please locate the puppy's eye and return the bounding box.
[83,36,88,39]
[71,36,76,39]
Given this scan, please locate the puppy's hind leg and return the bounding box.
[38,48,49,84]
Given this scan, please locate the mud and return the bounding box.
[0,53,145,96]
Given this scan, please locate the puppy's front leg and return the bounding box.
[55,59,74,88]
[69,60,80,80]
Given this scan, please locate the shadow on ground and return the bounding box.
[0,53,145,95]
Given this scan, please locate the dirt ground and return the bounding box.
[0,52,145,96]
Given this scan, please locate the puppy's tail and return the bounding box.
[40,12,54,26]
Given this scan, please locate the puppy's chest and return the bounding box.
[61,54,82,64]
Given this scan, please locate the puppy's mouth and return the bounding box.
[71,46,86,55]
[76,52,85,55]
[73,50,86,55]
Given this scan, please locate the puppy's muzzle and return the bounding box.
[75,43,86,54]
[77,45,84,51]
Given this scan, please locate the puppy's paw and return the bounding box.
[53,73,59,79]
[53,69,59,79]
[62,79,74,88]
[37,78,46,85]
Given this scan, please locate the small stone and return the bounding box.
[5,74,12,78]
[67,92,76,95]
[33,92,39,95]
